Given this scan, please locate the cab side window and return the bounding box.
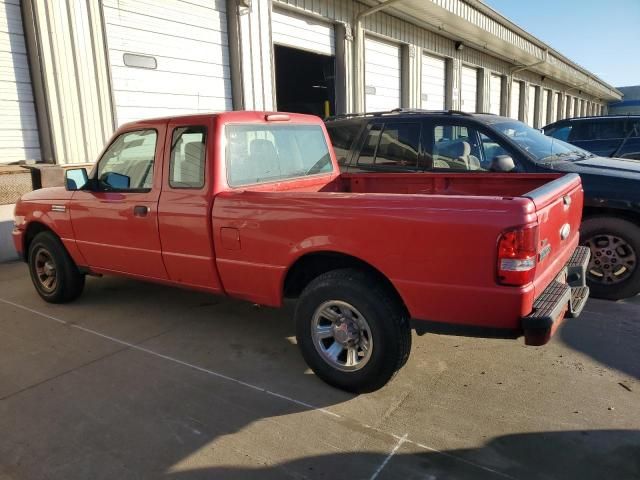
[97,129,157,191]
[169,126,206,189]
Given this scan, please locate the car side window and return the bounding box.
[429,124,483,171]
[355,122,421,171]
[169,126,206,189]
[428,123,516,172]
[594,120,626,140]
[549,125,572,142]
[326,122,361,167]
[97,129,157,191]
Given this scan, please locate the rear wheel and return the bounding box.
[295,268,411,392]
[28,231,85,303]
[581,216,640,300]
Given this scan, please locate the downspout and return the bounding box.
[353,0,406,112]
[507,49,548,120]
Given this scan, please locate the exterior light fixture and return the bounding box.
[455,41,464,51]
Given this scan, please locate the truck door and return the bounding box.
[70,124,168,279]
[156,117,223,292]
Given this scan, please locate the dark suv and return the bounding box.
[543,115,640,160]
[326,109,640,300]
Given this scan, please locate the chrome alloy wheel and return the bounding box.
[311,300,373,372]
[34,248,57,293]
[585,234,637,285]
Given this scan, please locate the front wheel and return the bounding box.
[295,268,411,392]
[581,216,640,300]
[28,231,85,303]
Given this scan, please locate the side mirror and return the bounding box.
[65,168,89,191]
[490,155,516,173]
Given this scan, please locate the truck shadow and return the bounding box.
[163,429,640,480]
[560,298,640,379]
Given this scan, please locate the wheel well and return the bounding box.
[283,252,408,314]
[23,222,54,260]
[583,207,640,226]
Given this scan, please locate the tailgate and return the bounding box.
[525,173,584,294]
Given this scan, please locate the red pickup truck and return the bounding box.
[13,111,590,392]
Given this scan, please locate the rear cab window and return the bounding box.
[226,124,333,187]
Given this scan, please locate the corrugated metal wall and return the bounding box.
[274,0,606,119]
[0,0,40,164]
[26,0,113,164]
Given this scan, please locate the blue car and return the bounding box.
[543,116,640,160]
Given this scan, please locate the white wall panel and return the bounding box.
[510,80,521,119]
[460,65,477,112]
[103,0,232,126]
[364,36,400,112]
[0,0,40,163]
[489,73,502,115]
[272,9,334,56]
[421,52,445,110]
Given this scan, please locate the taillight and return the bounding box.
[497,224,539,286]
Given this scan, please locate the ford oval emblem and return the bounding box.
[560,223,571,240]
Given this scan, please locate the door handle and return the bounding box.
[133,205,149,217]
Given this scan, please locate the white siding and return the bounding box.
[103,0,232,126]
[272,9,334,56]
[489,73,502,115]
[0,0,40,164]
[541,89,549,126]
[364,36,400,112]
[510,80,521,119]
[460,65,477,112]
[527,85,536,127]
[421,52,446,110]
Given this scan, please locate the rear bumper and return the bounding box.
[522,246,590,346]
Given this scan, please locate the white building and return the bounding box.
[1,0,623,166]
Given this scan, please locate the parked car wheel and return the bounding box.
[28,231,85,303]
[581,216,640,300]
[295,268,411,392]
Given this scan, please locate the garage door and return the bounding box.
[489,74,502,115]
[527,85,536,127]
[272,9,334,56]
[510,80,521,119]
[460,65,477,113]
[0,0,40,164]
[364,36,400,112]
[421,52,445,110]
[102,0,232,126]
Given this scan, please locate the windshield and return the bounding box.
[492,121,593,163]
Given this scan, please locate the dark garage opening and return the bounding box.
[274,45,335,118]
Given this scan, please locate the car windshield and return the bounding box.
[492,120,594,163]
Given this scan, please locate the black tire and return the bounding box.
[295,268,411,393]
[28,231,85,303]
[580,216,640,300]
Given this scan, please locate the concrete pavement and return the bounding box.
[0,261,638,479]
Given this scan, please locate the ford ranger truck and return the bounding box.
[12,111,589,392]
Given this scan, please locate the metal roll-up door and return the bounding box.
[272,9,334,56]
[510,80,521,119]
[527,85,536,127]
[489,73,502,115]
[102,0,232,126]
[0,0,40,164]
[460,65,477,113]
[541,89,550,126]
[421,52,445,110]
[364,36,400,112]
